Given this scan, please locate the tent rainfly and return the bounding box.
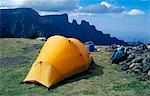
[23,35,91,88]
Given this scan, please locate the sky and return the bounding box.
[0,0,150,42]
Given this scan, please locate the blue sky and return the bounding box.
[77,0,149,42]
[0,0,149,42]
[80,0,149,11]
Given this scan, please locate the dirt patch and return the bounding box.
[0,56,29,66]
[22,44,42,53]
[33,44,42,49]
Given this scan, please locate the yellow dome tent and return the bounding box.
[23,35,91,88]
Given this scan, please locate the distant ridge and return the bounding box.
[0,8,127,45]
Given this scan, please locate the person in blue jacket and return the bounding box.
[111,47,127,64]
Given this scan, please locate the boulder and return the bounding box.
[134,63,142,67]
[127,53,135,61]
[148,70,150,76]
[126,69,132,74]
[138,44,147,50]
[105,47,113,52]
[129,63,135,69]
[131,56,143,63]
[36,37,46,41]
[142,63,150,72]
[126,49,132,55]
[97,48,101,52]
[147,54,150,58]
[134,50,143,54]
[133,69,142,74]
[121,65,129,71]
[148,45,150,49]
[119,62,126,66]
[142,58,148,64]
[131,63,142,71]
[126,62,132,66]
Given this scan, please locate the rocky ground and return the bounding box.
[116,45,150,81]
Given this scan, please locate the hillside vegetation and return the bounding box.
[0,38,149,96]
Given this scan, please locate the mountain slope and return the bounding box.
[0,8,127,45]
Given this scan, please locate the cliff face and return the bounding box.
[0,8,127,45]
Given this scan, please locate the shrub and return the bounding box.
[29,32,39,39]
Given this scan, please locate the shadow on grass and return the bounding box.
[50,62,104,89]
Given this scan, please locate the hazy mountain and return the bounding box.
[0,8,127,45]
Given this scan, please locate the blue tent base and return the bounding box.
[87,44,94,52]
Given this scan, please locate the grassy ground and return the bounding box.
[0,38,149,96]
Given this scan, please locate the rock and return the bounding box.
[142,63,150,72]
[148,48,150,52]
[142,58,148,64]
[127,49,132,55]
[131,56,143,63]
[148,70,150,76]
[127,53,135,60]
[141,52,147,57]
[129,63,135,69]
[147,54,150,58]
[139,44,147,50]
[130,72,136,75]
[132,47,137,50]
[133,69,142,74]
[121,65,129,71]
[134,50,143,54]
[134,63,142,67]
[97,48,101,51]
[105,47,113,52]
[36,37,46,41]
[119,62,125,66]
[126,69,132,74]
[146,57,150,63]
[126,62,132,66]
[142,49,149,53]
[131,66,140,71]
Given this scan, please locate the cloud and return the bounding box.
[68,12,93,16]
[100,1,114,8]
[124,9,145,15]
[38,11,65,16]
[78,1,124,13]
[38,11,93,17]
[0,0,79,11]
[0,0,146,17]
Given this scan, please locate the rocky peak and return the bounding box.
[72,19,78,25]
[80,20,90,26]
